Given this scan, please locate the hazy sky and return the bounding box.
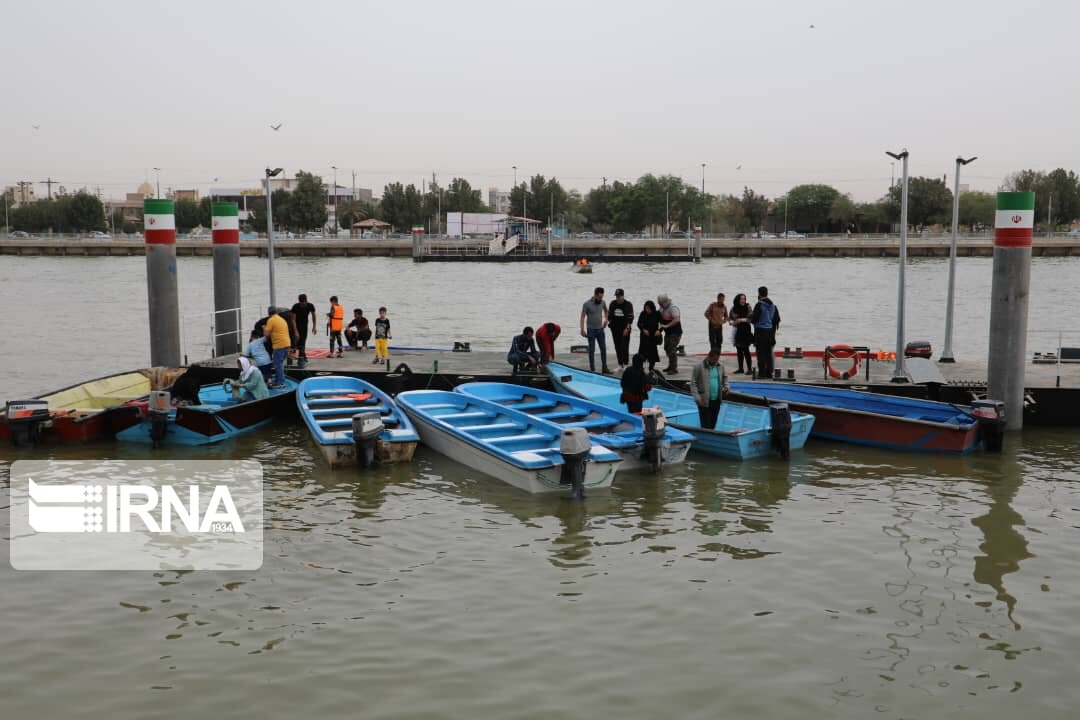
[3,0,1077,201]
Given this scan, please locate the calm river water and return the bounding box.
[1,256,1079,719]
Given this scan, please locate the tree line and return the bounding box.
[6,167,1079,235]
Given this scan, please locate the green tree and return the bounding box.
[174,199,200,232]
[287,171,328,231]
[379,182,425,231]
[783,184,841,232]
[1040,168,1080,228]
[958,191,996,230]
[65,192,107,232]
[740,187,770,230]
[828,194,856,231]
[887,177,953,229]
[443,177,488,213]
[197,197,212,228]
[337,199,375,230]
[853,201,889,232]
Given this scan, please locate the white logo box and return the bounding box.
[8,460,263,571]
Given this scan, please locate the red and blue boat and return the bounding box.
[727,381,982,454]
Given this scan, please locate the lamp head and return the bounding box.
[266,167,283,178]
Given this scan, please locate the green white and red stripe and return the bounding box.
[995,192,1035,248]
[144,199,176,245]
[211,202,240,244]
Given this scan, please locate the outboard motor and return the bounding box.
[352,411,385,469]
[640,406,667,471]
[971,399,1006,453]
[559,426,591,500]
[769,402,793,460]
[148,390,171,449]
[5,400,50,447]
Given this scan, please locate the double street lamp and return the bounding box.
[940,155,977,363]
[885,149,910,382]
[264,167,283,307]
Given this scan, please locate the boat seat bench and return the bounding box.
[534,409,587,421]
[486,433,548,445]
[309,405,388,417]
[509,400,558,412]
[563,418,618,430]
[459,422,524,433]
[436,411,496,421]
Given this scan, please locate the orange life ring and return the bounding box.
[825,344,861,380]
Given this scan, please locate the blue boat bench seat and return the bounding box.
[535,409,588,421]
[487,433,548,445]
[508,399,558,412]
[459,422,524,433]
[436,411,496,421]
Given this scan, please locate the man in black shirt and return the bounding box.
[608,288,634,370]
[291,293,317,368]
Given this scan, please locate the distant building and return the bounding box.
[174,189,199,203]
[488,187,510,213]
[958,183,971,195]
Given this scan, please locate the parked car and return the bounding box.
[9,230,30,238]
[87,230,112,239]
[670,230,690,239]
[1067,229,1080,237]
[578,231,596,238]
[783,230,807,239]
[755,231,777,239]
[305,231,324,238]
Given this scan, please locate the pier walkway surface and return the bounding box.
[7,235,1080,258]
[197,345,1080,426]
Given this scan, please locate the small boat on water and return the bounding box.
[572,258,593,273]
[727,381,988,454]
[115,379,297,446]
[297,376,419,467]
[546,363,814,460]
[396,389,622,494]
[0,369,182,446]
[455,381,694,470]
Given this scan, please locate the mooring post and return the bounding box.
[212,202,242,356]
[144,198,181,367]
[694,225,703,261]
[987,191,1034,431]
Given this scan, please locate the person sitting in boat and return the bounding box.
[690,348,728,430]
[535,322,561,366]
[506,326,540,372]
[224,357,269,402]
[619,353,652,413]
[169,365,215,405]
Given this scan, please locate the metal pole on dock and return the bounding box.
[941,155,977,363]
[988,191,1035,431]
[144,198,181,367]
[886,149,910,382]
[264,167,283,307]
[212,202,242,356]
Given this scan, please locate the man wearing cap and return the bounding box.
[608,288,634,370]
[657,293,683,374]
[579,287,613,374]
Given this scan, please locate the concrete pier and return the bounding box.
[211,202,243,357]
[143,199,181,367]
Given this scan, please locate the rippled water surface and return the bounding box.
[2,257,1079,718]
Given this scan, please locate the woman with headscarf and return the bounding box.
[228,356,270,401]
[619,353,652,414]
[636,300,662,373]
[728,293,754,374]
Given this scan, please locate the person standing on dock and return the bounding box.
[750,286,781,379]
[263,308,291,389]
[536,322,561,366]
[506,326,540,371]
[690,348,728,429]
[636,300,662,373]
[608,288,634,370]
[326,296,345,358]
[580,287,612,374]
[291,294,317,368]
[373,307,391,364]
[657,293,683,375]
[728,293,754,374]
[704,293,728,352]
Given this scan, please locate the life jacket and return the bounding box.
[329,304,344,332]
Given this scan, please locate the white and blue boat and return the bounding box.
[396,389,622,494]
[115,379,297,446]
[546,363,815,460]
[455,382,694,470]
[297,376,419,467]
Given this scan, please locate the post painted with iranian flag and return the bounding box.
[144,198,181,367]
[987,191,1034,431]
[211,202,242,356]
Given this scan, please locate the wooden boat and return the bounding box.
[546,363,814,460]
[572,258,593,273]
[0,369,180,445]
[727,381,981,454]
[296,376,419,467]
[115,379,297,446]
[396,389,622,494]
[455,381,694,470]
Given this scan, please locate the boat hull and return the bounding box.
[405,410,618,494]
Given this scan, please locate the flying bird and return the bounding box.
[735,164,742,170]
[270,123,282,131]
[32,125,40,130]
[809,24,815,29]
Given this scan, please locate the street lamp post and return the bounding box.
[264,167,283,307]
[701,162,707,237]
[886,149,910,382]
[153,167,161,199]
[940,155,977,363]
[331,165,338,236]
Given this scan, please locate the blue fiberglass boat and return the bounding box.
[115,379,297,446]
[727,381,981,454]
[455,382,694,470]
[396,389,622,494]
[297,376,419,467]
[546,363,814,460]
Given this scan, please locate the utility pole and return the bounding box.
[886,149,910,382]
[152,168,161,199]
[331,165,338,235]
[352,170,356,201]
[665,190,670,237]
[941,155,977,363]
[40,177,59,200]
[1048,192,1053,238]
